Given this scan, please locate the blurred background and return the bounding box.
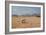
[12,6,41,16]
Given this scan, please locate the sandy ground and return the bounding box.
[12,16,40,28]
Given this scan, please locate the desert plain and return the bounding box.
[12,16,40,28]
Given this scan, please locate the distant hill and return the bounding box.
[12,13,40,17]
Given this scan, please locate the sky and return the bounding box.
[12,6,41,16]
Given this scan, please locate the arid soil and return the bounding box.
[12,16,40,28]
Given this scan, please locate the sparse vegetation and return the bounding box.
[12,16,40,28]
